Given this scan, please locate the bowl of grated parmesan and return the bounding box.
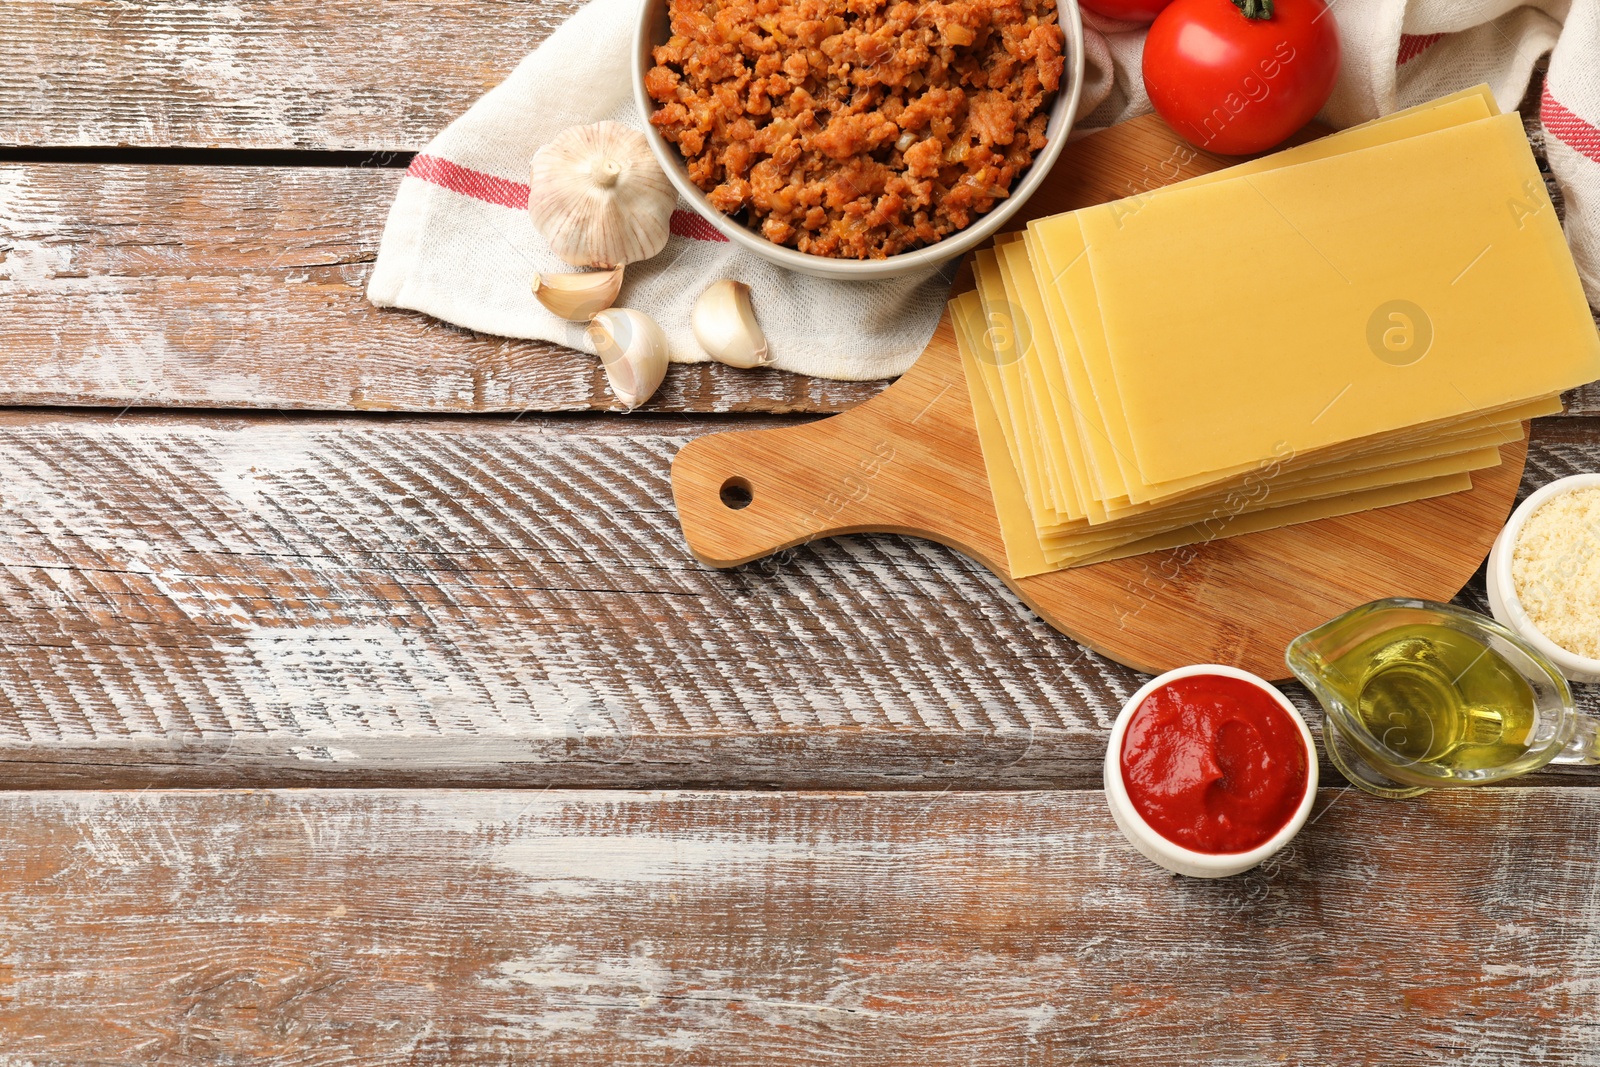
[1487,474,1600,684]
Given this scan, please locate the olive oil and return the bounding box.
[1325,623,1538,775]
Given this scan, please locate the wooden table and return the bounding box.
[3,6,1600,1062]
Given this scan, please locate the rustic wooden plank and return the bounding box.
[0,410,1593,788]
[1560,378,1600,416]
[0,408,1129,787]
[0,156,1588,416]
[0,162,884,414]
[0,786,1597,1063]
[0,1,586,152]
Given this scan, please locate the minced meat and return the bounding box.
[645,0,1066,259]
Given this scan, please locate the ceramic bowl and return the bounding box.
[630,0,1087,280]
[1485,473,1600,684]
[1104,664,1319,878]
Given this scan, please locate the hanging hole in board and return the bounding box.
[720,477,753,510]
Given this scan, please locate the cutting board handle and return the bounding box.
[672,321,995,571]
[672,414,895,568]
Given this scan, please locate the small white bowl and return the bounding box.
[1485,473,1600,684]
[1104,664,1318,879]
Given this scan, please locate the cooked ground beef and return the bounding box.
[645,0,1066,259]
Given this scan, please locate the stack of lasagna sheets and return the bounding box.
[952,86,1600,579]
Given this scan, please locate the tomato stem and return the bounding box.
[1231,0,1274,17]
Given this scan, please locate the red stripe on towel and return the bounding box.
[670,210,730,242]
[1542,84,1600,166]
[407,153,531,211]
[1396,33,1444,65]
[406,153,729,242]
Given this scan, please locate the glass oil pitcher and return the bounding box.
[1286,598,1595,798]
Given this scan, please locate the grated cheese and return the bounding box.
[1511,486,1600,659]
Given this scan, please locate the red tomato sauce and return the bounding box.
[1120,675,1309,854]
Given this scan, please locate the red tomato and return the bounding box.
[1142,0,1341,155]
[1080,0,1176,23]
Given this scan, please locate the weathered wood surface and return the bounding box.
[0,786,1597,1064]
[1569,380,1600,415]
[0,1,585,152]
[0,410,1123,787]
[0,162,883,415]
[0,409,1590,788]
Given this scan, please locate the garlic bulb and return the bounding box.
[531,266,625,321]
[588,308,668,411]
[529,122,675,269]
[691,279,771,369]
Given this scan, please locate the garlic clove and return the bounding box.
[531,266,625,321]
[587,308,669,411]
[691,279,772,369]
[529,122,676,269]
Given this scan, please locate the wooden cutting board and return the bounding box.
[671,115,1529,679]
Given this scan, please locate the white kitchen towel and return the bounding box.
[365,0,952,381]
[369,0,1600,381]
